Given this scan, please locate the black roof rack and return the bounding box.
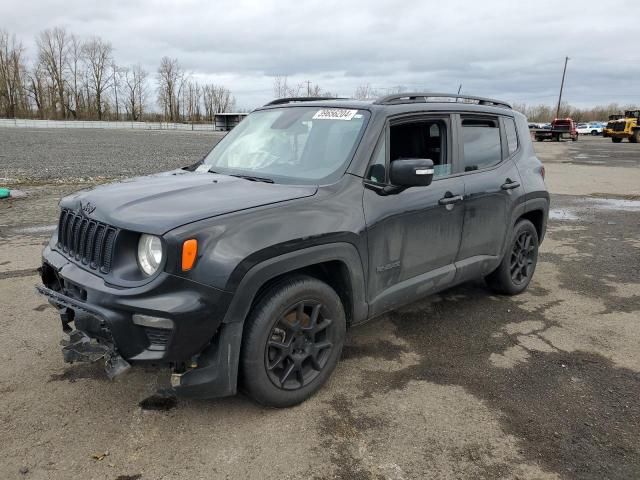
[264,96,348,106]
[373,92,512,109]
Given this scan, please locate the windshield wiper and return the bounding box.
[228,174,274,184]
[202,168,274,184]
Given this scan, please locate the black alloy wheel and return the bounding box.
[240,275,346,407]
[265,300,334,390]
[510,230,536,285]
[485,219,539,295]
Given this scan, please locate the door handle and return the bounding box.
[501,179,520,190]
[438,194,464,206]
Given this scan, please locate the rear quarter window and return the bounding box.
[504,118,519,156]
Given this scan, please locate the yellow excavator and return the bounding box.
[608,110,640,143]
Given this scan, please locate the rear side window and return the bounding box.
[504,118,518,155]
[461,117,502,171]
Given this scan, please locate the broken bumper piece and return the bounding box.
[61,329,131,379]
[36,284,131,379]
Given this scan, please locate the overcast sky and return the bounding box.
[2,0,639,110]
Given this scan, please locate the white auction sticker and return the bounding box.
[313,109,359,121]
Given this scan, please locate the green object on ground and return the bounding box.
[0,188,10,199]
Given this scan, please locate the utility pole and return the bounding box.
[305,80,311,97]
[555,56,569,119]
[457,84,462,94]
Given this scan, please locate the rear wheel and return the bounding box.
[486,219,539,295]
[591,130,598,136]
[240,275,346,407]
[631,130,640,143]
[612,137,623,143]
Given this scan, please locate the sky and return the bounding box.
[1,0,639,111]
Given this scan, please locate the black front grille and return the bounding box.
[57,208,117,274]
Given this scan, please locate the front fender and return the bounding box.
[222,242,368,325]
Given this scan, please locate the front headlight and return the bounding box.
[137,234,163,276]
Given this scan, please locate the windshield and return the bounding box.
[203,107,370,184]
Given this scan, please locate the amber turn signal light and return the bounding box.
[181,239,198,271]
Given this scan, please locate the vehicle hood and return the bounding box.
[59,170,318,235]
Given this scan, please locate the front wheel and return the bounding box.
[240,275,346,407]
[612,137,623,143]
[485,219,539,295]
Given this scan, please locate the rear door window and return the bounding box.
[461,116,502,171]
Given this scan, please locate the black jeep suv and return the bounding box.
[38,93,549,407]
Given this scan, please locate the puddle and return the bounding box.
[550,197,640,222]
[582,198,640,211]
[549,209,580,221]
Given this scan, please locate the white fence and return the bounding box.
[0,118,230,131]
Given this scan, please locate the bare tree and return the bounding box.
[65,34,83,118]
[353,83,377,100]
[272,75,288,98]
[183,80,202,122]
[272,75,303,98]
[157,57,183,121]
[123,63,148,121]
[82,36,113,120]
[25,59,50,118]
[36,27,69,118]
[202,84,235,121]
[110,60,126,120]
[0,30,28,118]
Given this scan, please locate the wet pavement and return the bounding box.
[0,129,639,479]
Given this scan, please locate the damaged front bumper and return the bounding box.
[36,285,131,379]
[36,245,242,398]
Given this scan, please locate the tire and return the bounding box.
[612,137,622,143]
[630,130,640,143]
[240,275,346,407]
[572,135,578,142]
[485,219,539,295]
[591,130,598,136]
[535,137,543,142]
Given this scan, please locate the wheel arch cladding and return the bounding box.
[518,209,545,241]
[222,242,368,328]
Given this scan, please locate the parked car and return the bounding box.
[577,123,603,135]
[576,123,590,134]
[37,93,549,407]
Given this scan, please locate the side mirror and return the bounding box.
[389,158,434,187]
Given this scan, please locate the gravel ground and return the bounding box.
[0,128,224,184]
[0,130,639,480]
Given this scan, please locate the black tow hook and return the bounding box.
[61,330,131,379]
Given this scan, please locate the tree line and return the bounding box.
[512,102,637,123]
[0,27,236,122]
[352,84,635,123]
[2,29,634,124]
